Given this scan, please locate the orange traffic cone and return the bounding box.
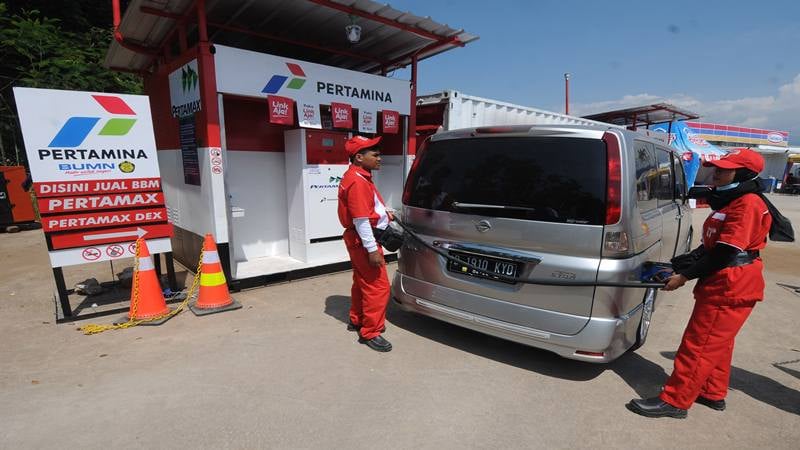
[115,238,173,325]
[189,234,241,316]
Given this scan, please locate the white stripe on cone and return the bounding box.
[137,256,155,271]
[202,251,220,264]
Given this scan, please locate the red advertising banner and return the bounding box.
[268,95,295,125]
[42,207,168,232]
[382,110,399,134]
[38,192,165,214]
[50,223,174,250]
[331,102,353,129]
[34,178,162,198]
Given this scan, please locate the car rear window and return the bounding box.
[405,136,607,225]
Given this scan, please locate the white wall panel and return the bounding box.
[226,150,289,262]
[157,149,216,238]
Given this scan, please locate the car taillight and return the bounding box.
[602,131,621,225]
[402,139,427,205]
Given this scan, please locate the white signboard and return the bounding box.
[215,45,411,115]
[299,100,322,129]
[169,59,202,117]
[358,109,377,133]
[13,87,172,267]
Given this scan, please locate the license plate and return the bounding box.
[447,251,521,283]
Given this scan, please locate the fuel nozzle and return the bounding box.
[641,261,674,284]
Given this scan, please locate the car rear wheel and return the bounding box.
[630,287,657,352]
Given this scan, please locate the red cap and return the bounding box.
[703,148,764,173]
[345,135,381,157]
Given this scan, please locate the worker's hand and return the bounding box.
[368,250,385,267]
[662,274,688,291]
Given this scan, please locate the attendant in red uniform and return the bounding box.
[628,148,772,418]
[338,135,393,352]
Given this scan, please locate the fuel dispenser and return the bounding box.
[284,129,350,263]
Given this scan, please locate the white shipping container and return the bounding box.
[417,90,611,130]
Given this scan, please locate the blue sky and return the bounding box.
[389,0,800,143]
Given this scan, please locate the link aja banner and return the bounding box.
[214,45,411,115]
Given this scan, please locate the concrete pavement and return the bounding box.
[1,195,798,449]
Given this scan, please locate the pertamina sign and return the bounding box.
[13,87,173,267]
[169,59,202,118]
[214,45,411,115]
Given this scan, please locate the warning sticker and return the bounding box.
[106,244,125,258]
[82,247,102,261]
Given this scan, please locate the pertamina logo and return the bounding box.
[262,63,307,94]
[49,95,137,147]
[41,95,147,175]
[263,62,393,102]
[182,65,199,94]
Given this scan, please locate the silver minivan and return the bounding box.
[392,124,692,362]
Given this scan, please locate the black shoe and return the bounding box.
[626,397,687,419]
[696,396,726,411]
[347,322,386,333]
[359,335,392,352]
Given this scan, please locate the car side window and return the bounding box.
[634,140,657,212]
[655,147,674,206]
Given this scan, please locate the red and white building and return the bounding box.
[105,0,476,288]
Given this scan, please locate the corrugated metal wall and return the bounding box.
[761,153,788,180]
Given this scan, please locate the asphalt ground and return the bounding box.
[1,195,798,449]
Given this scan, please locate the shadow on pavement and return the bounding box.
[324,295,352,326]
[661,351,800,415]
[385,301,675,388]
[774,361,800,380]
[71,270,191,316]
[326,295,681,398]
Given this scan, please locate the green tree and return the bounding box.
[0,1,142,166]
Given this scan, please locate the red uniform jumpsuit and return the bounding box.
[337,165,391,340]
[660,193,771,409]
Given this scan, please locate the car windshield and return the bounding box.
[405,136,607,225]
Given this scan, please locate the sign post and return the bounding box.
[14,87,175,319]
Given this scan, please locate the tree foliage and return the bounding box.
[0,1,142,166]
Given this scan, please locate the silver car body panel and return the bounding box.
[395,124,692,362]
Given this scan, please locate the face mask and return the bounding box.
[716,182,740,191]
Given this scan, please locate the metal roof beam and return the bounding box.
[207,21,388,65]
[140,6,183,20]
[383,34,463,71]
[307,0,454,43]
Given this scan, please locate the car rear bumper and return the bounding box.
[392,273,642,363]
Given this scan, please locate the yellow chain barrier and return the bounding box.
[78,242,205,335]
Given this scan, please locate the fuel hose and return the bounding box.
[391,219,668,289]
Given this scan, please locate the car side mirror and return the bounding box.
[686,186,712,200]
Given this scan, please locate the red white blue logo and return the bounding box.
[49,95,137,147]
[262,63,306,94]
